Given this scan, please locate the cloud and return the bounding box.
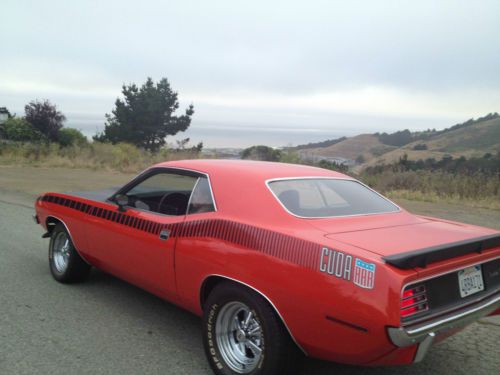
[189,86,500,121]
[0,0,499,147]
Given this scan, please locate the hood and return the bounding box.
[309,212,498,257]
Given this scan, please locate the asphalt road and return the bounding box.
[0,193,499,375]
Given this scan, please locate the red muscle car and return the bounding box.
[34,160,500,375]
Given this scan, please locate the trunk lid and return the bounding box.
[310,212,500,268]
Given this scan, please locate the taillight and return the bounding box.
[401,284,428,318]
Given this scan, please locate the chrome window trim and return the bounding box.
[400,255,500,326]
[186,177,201,214]
[109,166,218,216]
[202,274,308,356]
[160,166,218,212]
[265,176,401,219]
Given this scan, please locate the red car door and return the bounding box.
[84,169,201,301]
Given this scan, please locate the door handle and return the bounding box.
[159,229,170,241]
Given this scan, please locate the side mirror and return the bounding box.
[114,194,129,212]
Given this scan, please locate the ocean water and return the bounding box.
[73,112,447,149]
[169,126,355,148]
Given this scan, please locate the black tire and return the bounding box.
[202,282,303,375]
[48,223,91,283]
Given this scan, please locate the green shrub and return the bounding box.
[279,149,301,164]
[413,143,428,150]
[241,145,281,161]
[1,118,44,142]
[57,128,88,147]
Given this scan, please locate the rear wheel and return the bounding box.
[202,282,302,375]
[49,223,90,283]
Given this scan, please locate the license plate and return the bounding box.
[458,265,484,298]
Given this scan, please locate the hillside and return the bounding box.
[364,116,500,168]
[298,134,397,162]
[297,114,500,169]
[411,116,500,153]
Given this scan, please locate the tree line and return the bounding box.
[294,137,347,150]
[375,112,499,147]
[0,77,201,153]
[240,145,349,173]
[0,100,87,146]
[364,152,500,176]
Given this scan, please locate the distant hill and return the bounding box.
[298,134,396,162]
[295,137,347,150]
[409,115,500,153]
[296,113,500,170]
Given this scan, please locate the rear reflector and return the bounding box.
[401,284,428,318]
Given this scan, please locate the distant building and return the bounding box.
[0,107,11,124]
[202,148,243,159]
[299,152,355,166]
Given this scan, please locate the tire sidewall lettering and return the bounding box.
[206,301,267,374]
[250,307,265,370]
[207,303,225,371]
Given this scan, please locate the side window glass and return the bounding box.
[188,177,215,214]
[125,172,197,215]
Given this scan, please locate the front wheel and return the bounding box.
[49,223,91,283]
[203,282,302,375]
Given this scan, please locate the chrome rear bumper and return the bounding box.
[387,293,500,363]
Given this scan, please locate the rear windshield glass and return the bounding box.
[268,179,399,218]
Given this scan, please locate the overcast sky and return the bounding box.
[1,0,499,147]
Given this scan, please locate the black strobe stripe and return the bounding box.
[42,194,321,269]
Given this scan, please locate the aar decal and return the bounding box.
[319,247,376,289]
[353,258,376,289]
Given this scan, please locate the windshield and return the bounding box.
[268,178,399,218]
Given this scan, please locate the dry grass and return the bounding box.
[359,170,500,210]
[0,142,201,173]
[361,148,477,169]
[391,198,500,230]
[300,134,389,161]
[386,190,500,211]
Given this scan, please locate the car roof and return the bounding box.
[153,159,349,180]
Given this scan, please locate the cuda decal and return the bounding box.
[319,247,376,289]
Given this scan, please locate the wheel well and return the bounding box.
[200,276,280,312]
[200,275,226,308]
[199,275,307,355]
[46,216,62,233]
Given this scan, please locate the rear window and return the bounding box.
[268,178,399,218]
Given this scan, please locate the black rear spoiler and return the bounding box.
[382,234,500,269]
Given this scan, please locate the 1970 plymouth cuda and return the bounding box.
[34,160,500,375]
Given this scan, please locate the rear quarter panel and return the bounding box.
[174,212,415,364]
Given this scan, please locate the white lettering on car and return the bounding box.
[319,247,375,289]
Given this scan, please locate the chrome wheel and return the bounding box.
[216,302,264,374]
[52,231,70,273]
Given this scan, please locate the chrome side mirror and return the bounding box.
[114,194,129,212]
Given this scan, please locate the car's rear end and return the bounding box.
[267,176,500,365]
[320,221,500,365]
[385,235,500,363]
